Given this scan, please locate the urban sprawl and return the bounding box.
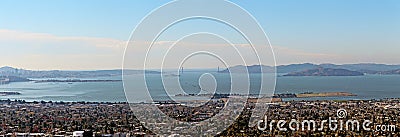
[0,98,399,136]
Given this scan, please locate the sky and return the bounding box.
[0,0,399,70]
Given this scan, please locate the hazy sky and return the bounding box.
[0,0,399,70]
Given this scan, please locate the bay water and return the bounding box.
[0,73,399,102]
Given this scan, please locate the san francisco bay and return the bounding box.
[0,73,399,102]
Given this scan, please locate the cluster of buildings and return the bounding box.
[0,78,9,85]
[0,98,398,136]
[0,100,148,136]
[257,99,400,136]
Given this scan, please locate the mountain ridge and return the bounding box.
[3,63,400,78]
[283,67,365,76]
[220,63,400,74]
[0,66,159,78]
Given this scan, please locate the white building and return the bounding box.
[73,131,84,137]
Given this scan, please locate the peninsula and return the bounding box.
[296,92,356,98]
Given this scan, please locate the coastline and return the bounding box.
[3,97,399,104]
[296,91,356,98]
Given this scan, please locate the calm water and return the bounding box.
[0,73,399,102]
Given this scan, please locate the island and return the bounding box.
[296,92,356,98]
[283,67,364,76]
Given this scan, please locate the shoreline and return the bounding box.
[296,91,356,98]
[175,91,357,99]
[1,97,399,104]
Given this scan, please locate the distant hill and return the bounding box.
[3,63,400,78]
[277,63,400,73]
[0,66,160,78]
[283,67,364,76]
[319,63,400,72]
[277,63,318,73]
[219,65,274,73]
[376,69,400,75]
[221,63,400,75]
